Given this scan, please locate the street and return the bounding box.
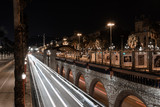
[0,61,14,107]
[28,54,104,107]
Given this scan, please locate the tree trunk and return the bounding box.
[14,25,25,107]
[13,0,28,106]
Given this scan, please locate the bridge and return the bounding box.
[32,47,160,107]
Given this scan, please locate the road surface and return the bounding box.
[0,62,14,107]
[28,54,104,107]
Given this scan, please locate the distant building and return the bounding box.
[128,15,160,49]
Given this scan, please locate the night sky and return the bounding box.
[1,0,160,45]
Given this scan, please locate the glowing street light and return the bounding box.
[47,50,51,66]
[22,72,26,80]
[77,33,82,50]
[63,38,67,41]
[148,42,154,50]
[139,47,143,51]
[63,37,68,45]
[50,40,53,46]
[107,22,115,47]
[124,43,130,50]
[109,43,115,50]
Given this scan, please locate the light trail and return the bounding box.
[35,64,68,107]
[34,60,84,106]
[29,55,56,107]
[29,60,42,107]
[34,56,102,107]
[28,55,106,107]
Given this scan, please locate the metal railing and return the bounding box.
[56,50,160,88]
[57,50,160,74]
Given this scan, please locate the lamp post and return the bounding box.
[124,43,130,50]
[148,42,154,50]
[63,37,68,46]
[77,33,82,50]
[107,22,115,47]
[50,40,53,46]
[77,33,82,60]
[107,22,115,68]
[47,50,51,66]
[147,41,154,72]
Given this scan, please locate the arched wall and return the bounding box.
[89,78,104,96]
[114,90,147,107]
[66,68,72,80]
[75,72,83,86]
[56,60,160,107]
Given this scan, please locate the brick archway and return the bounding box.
[56,64,59,72]
[60,66,64,75]
[66,69,74,83]
[89,78,109,106]
[89,78,103,95]
[114,90,147,107]
[75,72,86,92]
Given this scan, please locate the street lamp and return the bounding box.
[109,43,115,50]
[77,33,82,60]
[107,22,115,47]
[63,37,68,45]
[148,42,154,50]
[124,43,130,50]
[47,50,51,66]
[22,72,26,80]
[139,46,143,51]
[50,40,53,46]
[77,33,82,50]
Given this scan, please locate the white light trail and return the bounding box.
[29,55,56,107]
[29,55,104,107]
[35,65,68,107]
[31,56,83,106]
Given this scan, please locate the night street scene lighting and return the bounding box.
[0,0,160,107]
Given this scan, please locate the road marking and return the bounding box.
[0,71,12,90]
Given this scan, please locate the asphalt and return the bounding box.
[0,60,14,107]
[25,63,33,107]
[0,56,33,107]
[28,54,104,107]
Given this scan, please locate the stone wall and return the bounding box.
[56,61,160,107]
[40,50,160,107]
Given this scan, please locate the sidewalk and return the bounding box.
[25,63,32,107]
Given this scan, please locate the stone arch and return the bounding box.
[114,90,147,107]
[60,66,64,75]
[89,78,109,106]
[61,66,66,77]
[89,78,103,95]
[66,68,74,83]
[75,72,86,92]
[75,72,83,86]
[56,64,59,72]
